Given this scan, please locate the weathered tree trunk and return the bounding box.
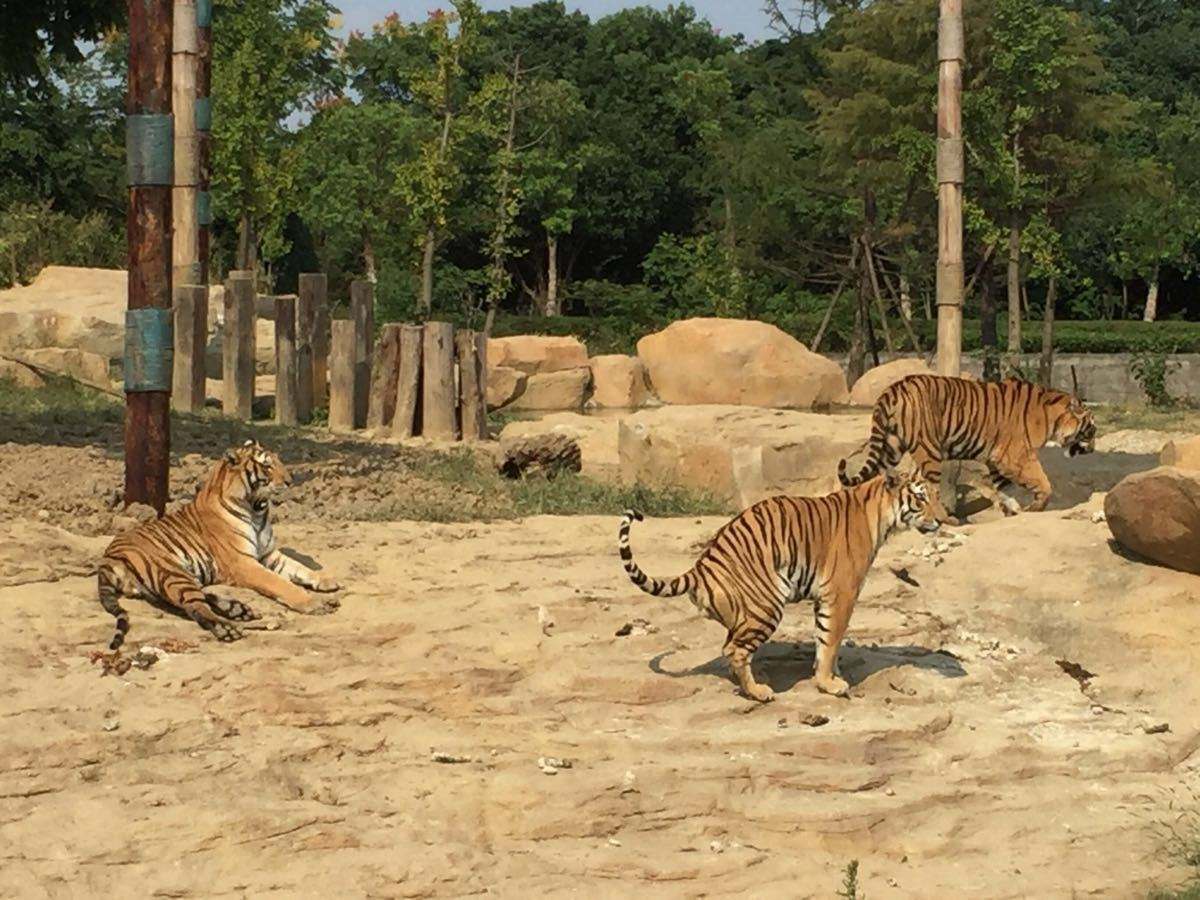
[486,54,522,326]
[847,268,868,388]
[1143,266,1160,322]
[363,232,377,285]
[1007,217,1021,354]
[544,233,559,316]
[421,322,458,441]
[419,108,454,314]
[1121,281,1129,318]
[391,324,423,438]
[899,274,913,324]
[1039,276,1056,388]
[236,212,256,273]
[935,0,965,376]
[979,261,1000,382]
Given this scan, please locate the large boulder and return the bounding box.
[636,318,848,408]
[588,354,651,409]
[487,335,588,376]
[507,368,591,412]
[23,348,111,388]
[497,413,619,479]
[1105,467,1200,574]
[849,358,932,407]
[0,358,46,388]
[1160,436,1200,472]
[486,365,527,411]
[0,266,127,363]
[618,405,871,509]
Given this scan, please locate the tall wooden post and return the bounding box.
[124,0,174,515]
[422,322,458,440]
[301,273,329,409]
[223,271,255,420]
[391,324,423,439]
[328,320,356,433]
[350,279,373,428]
[195,0,211,285]
[936,0,965,377]
[275,295,298,426]
[171,0,199,288]
[172,284,206,412]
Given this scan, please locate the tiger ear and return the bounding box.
[884,469,902,491]
[224,449,238,464]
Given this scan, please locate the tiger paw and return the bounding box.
[207,620,245,643]
[742,683,775,703]
[815,675,850,698]
[314,577,341,593]
[299,595,340,615]
[1000,497,1021,517]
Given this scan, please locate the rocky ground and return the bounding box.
[2,408,1199,897]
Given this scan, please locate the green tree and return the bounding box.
[0,0,123,83]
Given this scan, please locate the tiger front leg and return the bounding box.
[228,558,340,615]
[910,449,959,525]
[261,548,340,593]
[998,452,1053,512]
[812,590,857,698]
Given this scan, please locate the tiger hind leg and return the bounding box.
[981,464,1021,516]
[723,613,781,703]
[153,573,247,643]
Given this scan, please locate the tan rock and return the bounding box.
[23,348,111,388]
[849,358,932,406]
[636,318,848,408]
[507,368,591,412]
[1105,467,1200,574]
[0,358,47,388]
[497,413,619,479]
[588,354,650,408]
[617,405,871,508]
[1160,436,1200,471]
[487,335,588,376]
[487,365,527,411]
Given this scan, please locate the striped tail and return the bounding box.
[838,404,899,487]
[97,563,130,651]
[618,510,696,598]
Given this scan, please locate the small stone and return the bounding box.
[538,756,572,774]
[102,718,119,732]
[537,606,555,636]
[885,787,895,797]
[709,840,725,854]
[800,713,829,728]
[1142,722,1170,735]
[1091,511,1106,524]
[776,717,788,729]
[608,838,622,847]
[430,750,472,764]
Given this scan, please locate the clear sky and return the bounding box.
[336,1,776,43]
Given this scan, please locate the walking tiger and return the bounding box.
[619,470,941,702]
[839,375,1096,520]
[97,440,340,650]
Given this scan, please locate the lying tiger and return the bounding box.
[619,470,940,702]
[98,440,340,650]
[839,374,1096,521]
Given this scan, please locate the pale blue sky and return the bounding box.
[336,1,775,42]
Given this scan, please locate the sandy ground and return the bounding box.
[2,433,1200,898]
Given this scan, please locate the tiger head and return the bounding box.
[1053,395,1096,458]
[221,439,292,509]
[884,469,941,534]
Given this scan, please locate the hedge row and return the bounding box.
[488,314,1200,357]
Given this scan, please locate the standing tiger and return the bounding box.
[97,440,340,650]
[618,470,940,702]
[839,374,1096,520]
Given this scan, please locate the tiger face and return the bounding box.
[885,470,941,534]
[223,440,292,508]
[1056,398,1096,458]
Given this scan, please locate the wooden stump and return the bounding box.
[367,324,402,430]
[391,324,423,439]
[351,279,373,428]
[223,271,255,420]
[171,284,206,413]
[456,329,487,441]
[498,433,582,480]
[421,321,457,440]
[295,277,315,423]
[328,319,355,433]
[274,295,298,426]
[300,273,328,410]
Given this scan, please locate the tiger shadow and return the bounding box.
[650,640,965,695]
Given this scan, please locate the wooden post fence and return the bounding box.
[171,0,199,289]
[422,322,457,440]
[367,323,402,430]
[274,294,298,426]
[172,284,206,413]
[456,329,486,441]
[936,0,965,376]
[295,275,315,422]
[391,324,423,438]
[124,0,173,515]
[328,319,356,432]
[223,271,255,420]
[301,273,329,410]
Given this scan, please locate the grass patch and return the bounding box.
[0,373,122,425]
[1147,786,1200,900]
[1093,405,1200,434]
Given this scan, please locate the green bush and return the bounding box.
[914,319,1200,354]
[0,201,123,288]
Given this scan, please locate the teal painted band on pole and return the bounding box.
[194,96,212,132]
[196,0,212,27]
[197,191,212,226]
[126,114,174,186]
[124,309,174,392]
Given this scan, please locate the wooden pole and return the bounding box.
[350,279,373,428]
[936,0,964,376]
[299,273,326,412]
[1039,276,1057,388]
[274,295,298,425]
[124,0,173,515]
[456,329,486,441]
[295,275,315,422]
[328,319,356,432]
[367,323,402,431]
[195,0,211,285]
[391,324,423,439]
[222,271,255,420]
[172,284,206,413]
[171,0,199,288]
[422,322,458,440]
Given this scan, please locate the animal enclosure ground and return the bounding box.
[2,383,1199,897]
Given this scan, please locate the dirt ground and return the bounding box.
[2,420,1200,898]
